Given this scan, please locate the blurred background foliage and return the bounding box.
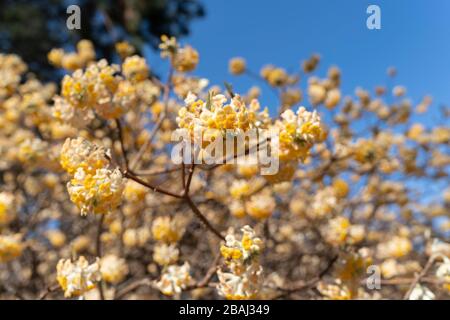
[0,0,205,80]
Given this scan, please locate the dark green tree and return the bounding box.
[0,0,205,80]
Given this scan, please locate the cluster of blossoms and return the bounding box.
[51,40,158,125]
[152,215,190,295]
[155,262,193,297]
[319,250,373,300]
[177,92,270,135]
[228,179,276,220]
[100,254,129,285]
[217,226,264,299]
[0,234,23,263]
[322,216,365,247]
[159,35,199,73]
[0,192,15,225]
[48,40,96,71]
[56,256,101,298]
[275,107,326,162]
[151,215,186,267]
[60,137,126,216]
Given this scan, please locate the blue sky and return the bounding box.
[148,0,450,124]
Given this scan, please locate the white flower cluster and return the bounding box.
[217,225,264,299]
[155,262,192,296]
[56,256,101,298]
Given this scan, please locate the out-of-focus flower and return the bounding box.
[435,257,450,292]
[229,58,246,75]
[123,228,151,248]
[46,229,66,248]
[0,192,15,225]
[115,41,135,59]
[0,234,23,263]
[153,243,180,266]
[245,192,276,220]
[377,236,412,259]
[151,216,185,243]
[172,45,199,72]
[302,54,320,73]
[408,284,435,300]
[317,281,352,300]
[100,254,128,284]
[122,55,149,83]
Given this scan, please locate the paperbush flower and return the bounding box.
[275,106,326,161]
[0,234,23,263]
[217,226,264,299]
[100,254,129,284]
[67,167,125,216]
[56,256,101,298]
[155,262,192,296]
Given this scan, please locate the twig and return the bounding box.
[115,278,155,300]
[403,255,438,300]
[96,214,105,300]
[124,171,183,199]
[115,118,129,171]
[184,195,225,241]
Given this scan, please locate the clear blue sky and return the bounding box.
[149,0,450,123]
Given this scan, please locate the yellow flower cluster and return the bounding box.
[177,92,269,135]
[68,167,125,216]
[217,226,264,299]
[60,137,109,175]
[0,234,23,263]
[245,192,276,220]
[229,180,275,219]
[159,35,199,72]
[307,67,342,108]
[60,138,125,216]
[322,216,365,246]
[229,57,246,75]
[115,41,136,59]
[0,192,15,225]
[48,40,96,71]
[275,106,326,161]
[151,215,186,243]
[377,236,412,259]
[122,55,150,83]
[153,243,180,266]
[53,50,152,123]
[260,65,294,87]
[353,138,387,164]
[100,254,129,284]
[56,256,101,298]
[155,262,192,296]
[17,137,48,165]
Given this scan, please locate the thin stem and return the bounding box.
[115,118,129,171]
[403,254,438,300]
[129,67,173,170]
[184,195,225,241]
[124,171,183,199]
[96,214,105,300]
